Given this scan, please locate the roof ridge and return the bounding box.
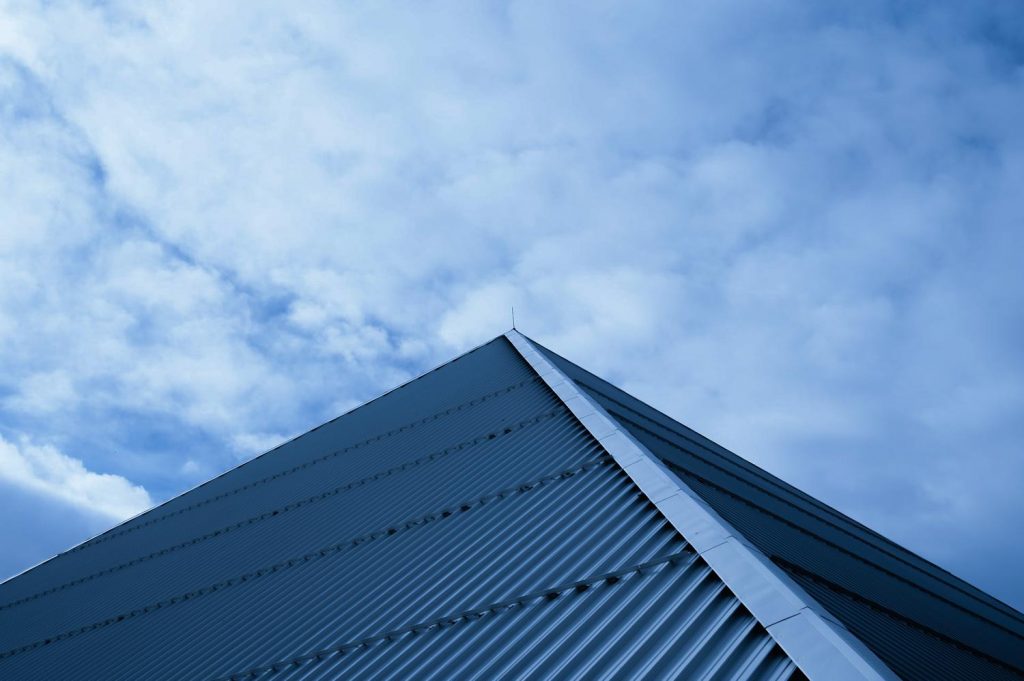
[616,412,1024,638]
[505,330,898,681]
[656,453,1024,642]
[595,387,1024,625]
[526,337,1024,624]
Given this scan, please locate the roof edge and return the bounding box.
[505,330,898,681]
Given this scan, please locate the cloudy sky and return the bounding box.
[1,1,1023,609]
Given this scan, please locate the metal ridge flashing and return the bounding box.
[504,330,898,681]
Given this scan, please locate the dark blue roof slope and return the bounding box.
[532,336,1024,681]
[0,337,804,680]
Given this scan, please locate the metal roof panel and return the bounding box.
[0,336,803,680]
[529,333,1024,680]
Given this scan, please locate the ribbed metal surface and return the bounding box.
[790,567,1023,681]
[256,558,803,681]
[0,338,538,600]
[534,338,1024,680]
[0,337,801,680]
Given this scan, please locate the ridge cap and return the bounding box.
[504,329,898,681]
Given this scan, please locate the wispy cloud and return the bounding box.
[0,434,152,520]
[0,1,1022,607]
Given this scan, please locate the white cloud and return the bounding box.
[230,431,291,461]
[5,370,77,415]
[0,434,152,521]
[0,0,1022,606]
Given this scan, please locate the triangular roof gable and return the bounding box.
[0,335,805,679]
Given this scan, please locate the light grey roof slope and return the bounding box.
[0,335,809,680]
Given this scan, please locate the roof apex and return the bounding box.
[505,329,898,681]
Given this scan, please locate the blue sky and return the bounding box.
[1,1,1023,610]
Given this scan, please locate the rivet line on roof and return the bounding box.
[66,375,545,555]
[0,453,614,661]
[599,390,1024,628]
[0,406,567,613]
[216,549,696,681]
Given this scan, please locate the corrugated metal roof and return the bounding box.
[256,557,801,681]
[532,335,1024,680]
[506,330,896,681]
[0,336,804,680]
